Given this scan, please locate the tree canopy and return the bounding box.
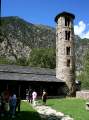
[78,49,89,89]
[29,48,56,69]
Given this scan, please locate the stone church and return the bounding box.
[0,12,76,98]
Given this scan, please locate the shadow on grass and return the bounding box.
[0,111,41,120]
[0,111,67,120]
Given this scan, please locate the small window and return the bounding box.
[65,17,70,26]
[67,59,70,67]
[66,47,70,55]
[68,31,70,40]
[65,31,70,40]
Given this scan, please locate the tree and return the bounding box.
[82,49,89,89]
[78,49,89,89]
[29,48,56,69]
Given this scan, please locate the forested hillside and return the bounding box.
[0,16,89,71]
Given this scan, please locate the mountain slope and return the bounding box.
[0,16,89,70]
[0,16,56,48]
[0,16,56,62]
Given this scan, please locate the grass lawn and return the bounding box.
[1,98,89,120]
[1,101,41,120]
[47,98,89,120]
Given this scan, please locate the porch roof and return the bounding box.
[0,65,63,83]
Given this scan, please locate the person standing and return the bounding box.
[1,92,5,117]
[4,89,10,116]
[29,89,32,104]
[9,94,17,118]
[42,90,47,105]
[32,90,37,106]
[16,96,21,113]
[26,89,29,101]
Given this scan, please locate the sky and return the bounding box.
[1,0,89,38]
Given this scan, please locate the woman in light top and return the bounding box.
[32,90,37,106]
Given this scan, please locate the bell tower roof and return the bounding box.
[55,11,75,23]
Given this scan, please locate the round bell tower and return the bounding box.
[55,12,76,96]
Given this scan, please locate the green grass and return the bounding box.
[47,98,89,120]
[1,99,89,120]
[1,101,41,120]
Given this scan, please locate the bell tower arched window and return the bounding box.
[65,31,70,40]
[65,17,70,26]
[67,59,70,67]
[66,47,70,55]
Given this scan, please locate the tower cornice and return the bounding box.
[55,11,75,23]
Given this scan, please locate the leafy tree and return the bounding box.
[83,49,89,89]
[29,48,56,69]
[78,49,89,89]
[84,49,89,74]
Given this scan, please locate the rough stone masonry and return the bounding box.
[55,12,76,96]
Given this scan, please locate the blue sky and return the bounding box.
[1,0,89,38]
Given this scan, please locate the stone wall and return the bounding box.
[76,90,89,100]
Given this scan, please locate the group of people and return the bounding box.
[26,89,47,106]
[0,89,21,118]
[26,89,38,106]
[0,88,47,118]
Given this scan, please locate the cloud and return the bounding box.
[74,21,89,39]
[84,31,89,38]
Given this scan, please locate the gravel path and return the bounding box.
[32,102,74,120]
